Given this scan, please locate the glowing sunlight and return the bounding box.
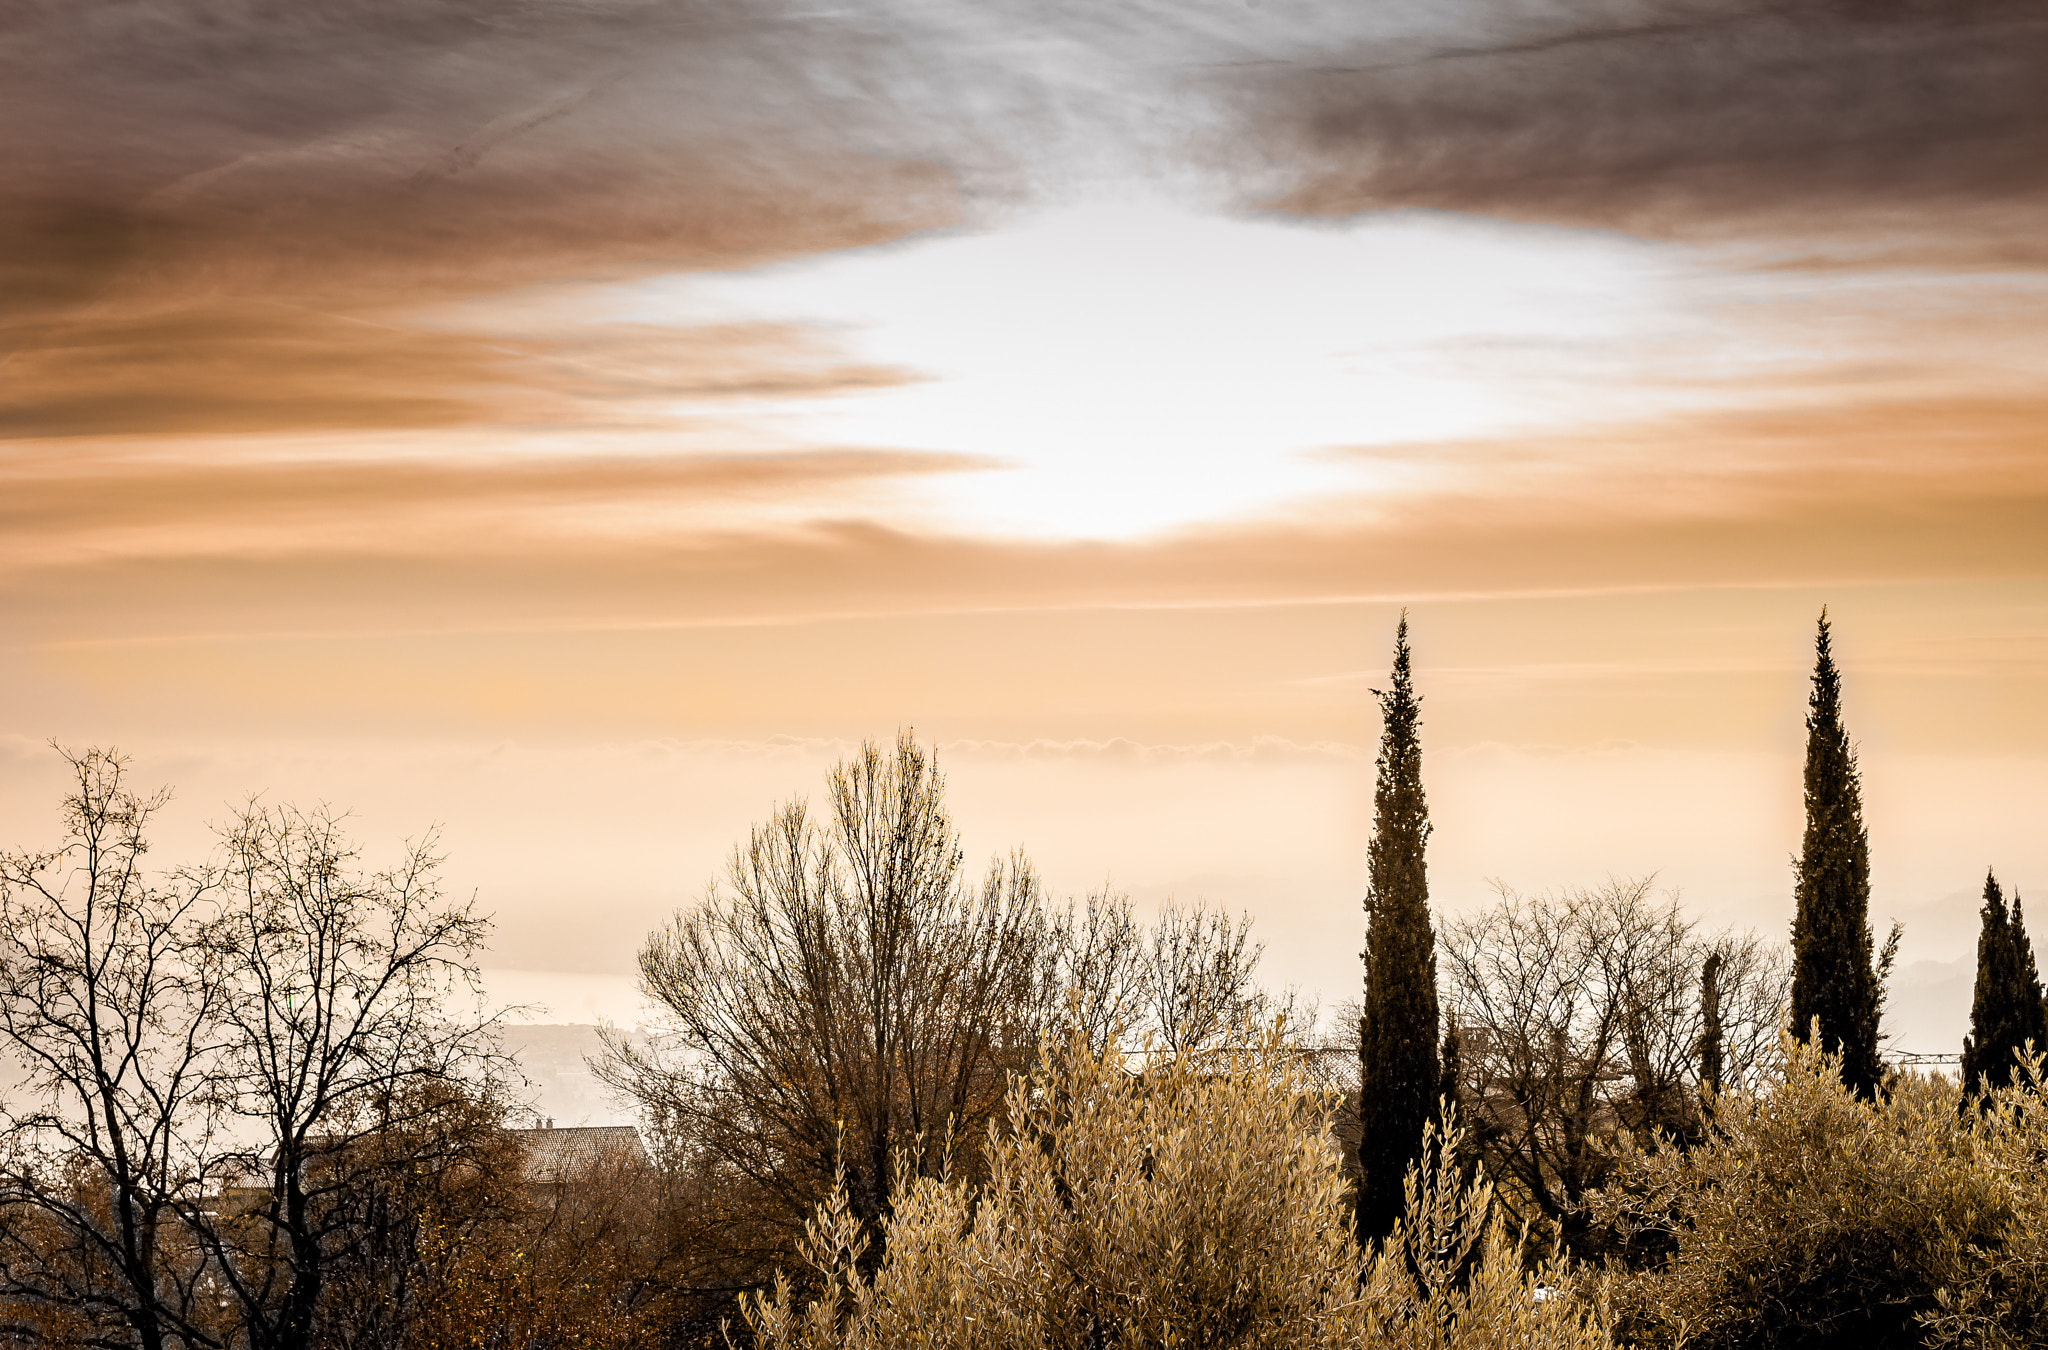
[614,197,1685,538]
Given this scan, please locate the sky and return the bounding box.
[4,0,2047,1067]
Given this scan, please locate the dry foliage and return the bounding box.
[741,1025,1607,1350]
[599,734,1306,1323]
[405,1134,679,1350]
[1595,1038,2048,1350]
[294,1084,525,1350]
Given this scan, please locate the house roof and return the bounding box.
[504,1124,648,1181]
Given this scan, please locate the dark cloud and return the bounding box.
[0,0,966,328]
[0,0,1092,438]
[7,0,2043,450]
[1235,0,2048,240]
[12,0,2044,323]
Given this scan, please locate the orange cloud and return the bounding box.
[0,310,917,440]
[4,388,2044,652]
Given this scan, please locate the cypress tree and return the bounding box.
[1788,610,1885,1097]
[1356,613,1439,1243]
[1961,870,2048,1094]
[1437,1020,1462,1121]
[2017,891,2048,1057]
[1699,949,1725,1099]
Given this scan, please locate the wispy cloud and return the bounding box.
[5,387,2044,650]
[0,310,919,440]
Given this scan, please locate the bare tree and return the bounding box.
[597,736,1318,1322]
[597,735,1049,1260]
[1035,890,1146,1059]
[1033,892,1291,1062]
[1438,878,1787,1248]
[0,747,227,1350]
[0,753,514,1350]
[193,803,510,1350]
[1141,901,1275,1058]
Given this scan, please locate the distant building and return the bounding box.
[504,1124,649,1187]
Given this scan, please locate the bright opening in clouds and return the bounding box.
[617,199,1682,537]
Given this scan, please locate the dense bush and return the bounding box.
[1594,1039,2048,1349]
[741,1025,1607,1350]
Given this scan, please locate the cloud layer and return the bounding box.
[9,0,2045,447]
[1238,0,2048,242]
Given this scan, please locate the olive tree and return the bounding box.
[1596,1041,2048,1349]
[743,1025,1607,1350]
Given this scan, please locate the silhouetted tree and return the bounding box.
[2019,891,2046,1053]
[0,748,226,1350]
[1700,950,1725,1100]
[1789,611,1888,1098]
[0,750,511,1350]
[1438,1021,1462,1122]
[198,803,510,1350]
[1961,870,2048,1096]
[1356,613,1439,1244]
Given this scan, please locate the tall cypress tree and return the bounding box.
[1699,949,1725,1099]
[2016,892,2048,1058]
[1789,610,1885,1097]
[1962,870,2048,1094]
[1356,613,1439,1243]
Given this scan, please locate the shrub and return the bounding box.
[1919,1052,2048,1350]
[741,1025,1607,1350]
[1593,1037,2048,1349]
